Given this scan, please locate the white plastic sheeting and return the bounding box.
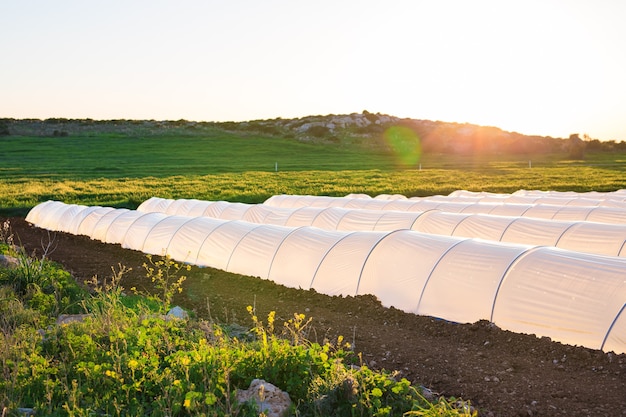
[347,189,626,207]
[265,194,626,224]
[446,189,626,207]
[138,197,626,257]
[138,197,430,232]
[25,200,626,354]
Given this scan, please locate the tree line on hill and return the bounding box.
[1,114,624,157]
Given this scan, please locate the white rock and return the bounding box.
[166,306,189,321]
[236,379,291,417]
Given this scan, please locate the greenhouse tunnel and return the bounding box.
[137,197,626,257]
[264,194,626,224]
[25,199,626,354]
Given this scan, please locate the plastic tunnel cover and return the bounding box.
[383,200,432,212]
[556,222,626,256]
[267,227,347,290]
[337,209,387,231]
[76,207,116,236]
[602,304,626,353]
[173,199,205,216]
[226,224,294,278]
[34,201,75,231]
[243,205,277,224]
[57,205,90,234]
[458,203,499,215]
[25,200,56,225]
[492,247,626,350]
[91,209,130,242]
[285,207,328,228]
[521,204,563,220]
[167,216,225,265]
[218,203,254,220]
[23,199,626,354]
[150,214,199,256]
[195,221,262,270]
[500,217,571,247]
[417,239,532,324]
[141,216,198,256]
[255,206,294,226]
[357,230,466,313]
[373,210,426,231]
[586,207,626,224]
[121,212,169,251]
[551,205,594,221]
[411,211,472,235]
[263,194,306,208]
[450,214,517,242]
[310,231,389,297]
[344,199,394,210]
[311,207,351,230]
[66,206,103,235]
[293,195,341,208]
[488,203,533,217]
[104,211,146,245]
[137,197,174,213]
[184,200,214,217]
[165,199,190,215]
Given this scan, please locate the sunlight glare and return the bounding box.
[383,125,422,168]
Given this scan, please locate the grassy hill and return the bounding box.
[1,114,626,216]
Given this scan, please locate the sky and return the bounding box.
[2,0,625,141]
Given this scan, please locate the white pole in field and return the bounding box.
[275,162,278,172]
[529,160,532,168]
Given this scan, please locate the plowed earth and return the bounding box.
[5,217,625,417]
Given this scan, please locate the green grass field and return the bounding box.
[2,131,626,216]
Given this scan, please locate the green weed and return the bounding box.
[0,221,86,317]
[141,254,190,313]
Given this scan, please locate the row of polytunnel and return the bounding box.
[266,194,626,224]
[25,191,626,354]
[136,197,626,257]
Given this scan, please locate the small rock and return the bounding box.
[420,386,435,401]
[166,306,189,321]
[56,314,90,326]
[236,379,291,417]
[0,254,19,269]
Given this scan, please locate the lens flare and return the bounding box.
[383,125,422,167]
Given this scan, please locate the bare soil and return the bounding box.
[5,216,625,417]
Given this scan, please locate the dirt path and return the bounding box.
[5,216,625,416]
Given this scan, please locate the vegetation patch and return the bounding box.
[2,116,626,216]
[0,224,475,416]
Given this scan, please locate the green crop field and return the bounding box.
[2,131,626,216]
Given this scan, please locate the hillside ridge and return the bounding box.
[1,112,622,155]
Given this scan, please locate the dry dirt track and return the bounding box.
[5,216,626,417]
